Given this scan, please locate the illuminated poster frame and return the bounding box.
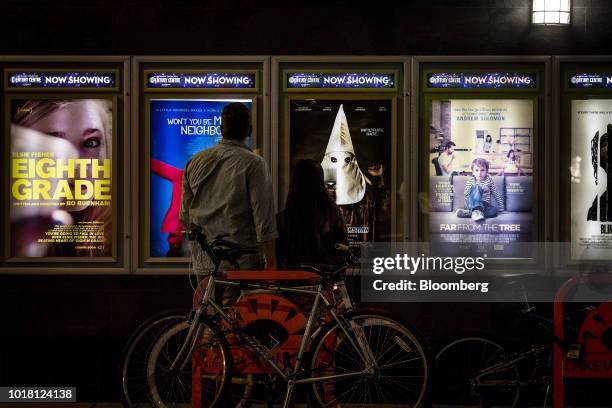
[557,56,612,263]
[133,57,269,273]
[413,56,550,263]
[273,57,408,245]
[0,56,130,274]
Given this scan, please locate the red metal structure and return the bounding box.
[553,274,612,408]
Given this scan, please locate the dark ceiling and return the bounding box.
[1,0,611,55]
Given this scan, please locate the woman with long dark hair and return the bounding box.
[277,159,347,269]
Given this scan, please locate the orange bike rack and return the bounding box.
[553,274,612,408]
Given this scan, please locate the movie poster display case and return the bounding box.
[412,57,551,262]
[556,56,612,264]
[0,56,130,274]
[132,56,269,273]
[272,56,409,246]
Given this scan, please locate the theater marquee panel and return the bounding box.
[275,61,405,246]
[0,58,129,272]
[3,68,122,264]
[559,63,612,261]
[133,58,268,272]
[418,63,547,260]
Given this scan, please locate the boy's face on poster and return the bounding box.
[472,164,487,181]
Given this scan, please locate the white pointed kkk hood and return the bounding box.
[321,104,366,205]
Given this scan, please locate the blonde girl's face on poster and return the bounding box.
[26,99,110,161]
[17,99,112,213]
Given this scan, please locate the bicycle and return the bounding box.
[433,273,593,408]
[120,310,189,407]
[145,226,431,407]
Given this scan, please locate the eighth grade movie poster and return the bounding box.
[10,98,113,258]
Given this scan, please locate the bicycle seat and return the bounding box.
[222,270,321,282]
[211,242,257,266]
[214,247,257,259]
[300,262,343,276]
[214,240,255,252]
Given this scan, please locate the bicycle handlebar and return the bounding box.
[299,243,359,278]
[186,224,356,277]
[184,226,257,269]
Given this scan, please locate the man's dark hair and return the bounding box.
[444,141,456,150]
[221,102,251,140]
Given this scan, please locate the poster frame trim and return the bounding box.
[272,56,408,246]
[0,55,130,275]
[412,56,551,268]
[132,56,270,274]
[556,56,612,265]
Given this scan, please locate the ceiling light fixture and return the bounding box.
[532,0,571,25]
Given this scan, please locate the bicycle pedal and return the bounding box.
[566,343,581,360]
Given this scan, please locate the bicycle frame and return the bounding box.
[470,297,557,393]
[169,272,376,408]
[474,344,551,389]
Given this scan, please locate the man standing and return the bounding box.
[180,102,277,275]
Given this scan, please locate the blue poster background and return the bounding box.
[149,99,252,257]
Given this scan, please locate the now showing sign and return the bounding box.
[7,72,116,89]
[287,72,396,89]
[147,72,256,89]
[427,72,537,89]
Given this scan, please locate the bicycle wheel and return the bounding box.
[434,337,520,408]
[307,313,430,407]
[120,311,187,407]
[146,319,231,408]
